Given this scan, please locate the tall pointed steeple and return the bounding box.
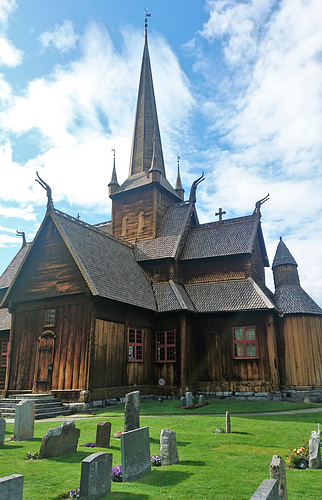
[128,20,165,177]
[108,149,119,196]
[175,156,184,200]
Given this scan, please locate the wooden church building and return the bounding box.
[1,25,322,404]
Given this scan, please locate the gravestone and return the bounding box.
[250,479,279,500]
[80,452,112,499]
[185,392,193,407]
[199,395,205,406]
[95,421,111,448]
[121,426,151,482]
[0,474,24,500]
[226,411,231,434]
[124,390,140,432]
[180,396,186,408]
[14,400,35,440]
[39,420,80,459]
[160,428,179,465]
[309,431,322,469]
[0,417,6,446]
[269,455,288,499]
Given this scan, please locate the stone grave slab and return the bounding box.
[0,474,24,500]
[14,400,35,441]
[121,426,151,482]
[269,454,288,499]
[160,428,179,465]
[309,430,322,469]
[39,420,80,459]
[95,421,111,448]
[226,411,231,433]
[0,417,6,446]
[185,392,192,407]
[199,395,205,406]
[180,396,186,408]
[80,452,112,499]
[250,479,279,500]
[124,390,140,432]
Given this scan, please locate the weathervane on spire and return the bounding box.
[111,148,115,157]
[144,6,151,29]
[177,155,180,168]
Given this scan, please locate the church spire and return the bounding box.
[128,12,165,177]
[175,156,184,200]
[108,149,119,196]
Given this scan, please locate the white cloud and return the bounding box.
[0,35,22,66]
[39,20,78,53]
[0,0,16,26]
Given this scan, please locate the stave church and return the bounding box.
[1,22,321,404]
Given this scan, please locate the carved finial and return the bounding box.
[35,171,54,210]
[253,193,269,217]
[16,230,26,247]
[189,172,205,204]
[215,207,226,222]
[111,148,115,157]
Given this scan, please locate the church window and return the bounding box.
[128,328,143,361]
[153,265,160,276]
[233,326,257,358]
[44,309,55,327]
[121,216,128,236]
[138,211,145,233]
[0,342,9,367]
[156,330,176,362]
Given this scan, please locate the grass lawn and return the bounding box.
[0,400,321,499]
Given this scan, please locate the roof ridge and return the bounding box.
[193,214,255,229]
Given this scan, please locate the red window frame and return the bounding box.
[156,330,176,362]
[128,328,143,361]
[233,326,258,359]
[1,341,9,367]
[44,309,55,327]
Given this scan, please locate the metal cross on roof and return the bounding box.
[215,207,226,221]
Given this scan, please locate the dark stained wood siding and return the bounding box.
[277,315,322,388]
[0,331,9,390]
[250,233,266,287]
[111,186,179,243]
[9,217,87,304]
[7,298,92,392]
[180,255,249,284]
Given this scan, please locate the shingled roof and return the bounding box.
[135,202,193,261]
[272,237,297,268]
[181,215,267,261]
[0,244,30,290]
[185,278,275,313]
[153,280,196,312]
[275,284,322,315]
[53,211,156,311]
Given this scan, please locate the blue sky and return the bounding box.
[1,0,322,305]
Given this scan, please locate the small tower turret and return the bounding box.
[175,156,184,201]
[108,149,119,196]
[272,237,299,288]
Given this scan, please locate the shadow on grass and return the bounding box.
[109,493,151,499]
[134,469,193,487]
[231,431,252,435]
[2,443,24,450]
[42,451,93,463]
[179,460,206,466]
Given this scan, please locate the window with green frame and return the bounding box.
[233,326,258,358]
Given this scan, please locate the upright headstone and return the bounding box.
[185,392,193,407]
[250,479,279,500]
[121,426,151,482]
[199,395,205,406]
[124,390,140,432]
[14,400,35,441]
[160,428,179,465]
[0,417,6,446]
[80,452,112,499]
[0,474,24,500]
[226,411,231,434]
[180,396,186,408]
[269,455,288,500]
[39,420,80,459]
[95,421,111,448]
[309,431,322,469]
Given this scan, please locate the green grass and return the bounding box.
[90,397,320,416]
[0,400,321,499]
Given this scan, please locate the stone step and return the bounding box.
[0,394,73,420]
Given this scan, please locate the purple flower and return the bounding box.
[111,465,122,482]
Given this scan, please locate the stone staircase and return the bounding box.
[0,394,73,419]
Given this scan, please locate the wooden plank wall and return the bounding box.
[10,218,87,303]
[0,331,9,390]
[278,315,322,388]
[7,299,92,392]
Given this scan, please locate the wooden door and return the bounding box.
[207,332,223,381]
[34,331,55,393]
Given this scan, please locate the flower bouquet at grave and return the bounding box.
[25,450,39,460]
[285,442,309,468]
[213,424,224,433]
[111,465,122,482]
[113,430,123,438]
[84,442,95,447]
[150,454,162,466]
[69,487,80,498]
